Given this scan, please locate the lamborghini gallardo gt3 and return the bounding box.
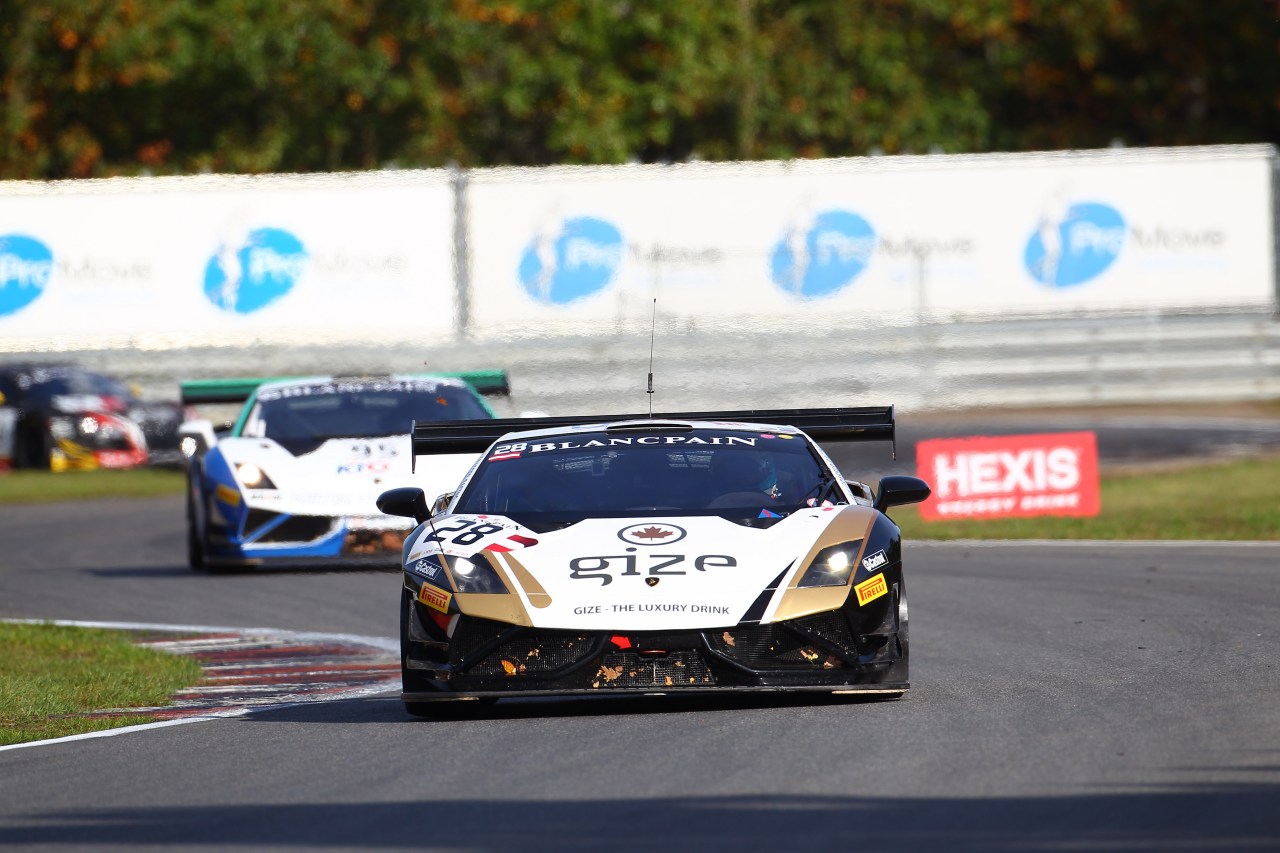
[178,371,508,570]
[376,407,930,714]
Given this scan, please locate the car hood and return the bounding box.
[219,435,475,518]
[407,506,881,630]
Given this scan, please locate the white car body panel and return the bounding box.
[407,507,849,630]
[223,435,478,525]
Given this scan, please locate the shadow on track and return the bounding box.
[239,691,902,726]
[4,785,1278,851]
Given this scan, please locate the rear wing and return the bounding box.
[180,370,511,406]
[410,406,896,472]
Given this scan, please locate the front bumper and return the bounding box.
[209,508,410,562]
[50,439,147,472]
[403,595,907,699]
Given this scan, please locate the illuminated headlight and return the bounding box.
[79,416,99,435]
[180,436,198,458]
[235,462,275,489]
[408,553,507,594]
[448,555,508,594]
[796,540,864,588]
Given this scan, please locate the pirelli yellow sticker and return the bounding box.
[854,572,888,606]
[215,484,241,507]
[418,583,452,614]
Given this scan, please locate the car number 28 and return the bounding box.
[423,518,507,547]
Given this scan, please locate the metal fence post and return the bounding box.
[451,164,471,341]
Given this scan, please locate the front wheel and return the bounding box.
[14,424,53,470]
[400,587,436,696]
[896,583,909,663]
[186,476,208,570]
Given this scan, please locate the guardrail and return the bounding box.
[10,307,1275,415]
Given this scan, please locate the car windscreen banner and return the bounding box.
[914,431,1100,521]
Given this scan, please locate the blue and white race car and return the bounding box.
[179,372,508,570]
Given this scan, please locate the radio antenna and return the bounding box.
[646,298,657,417]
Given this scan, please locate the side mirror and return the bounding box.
[874,475,932,512]
[377,487,429,524]
[430,492,454,516]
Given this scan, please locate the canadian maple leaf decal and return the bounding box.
[633,526,674,540]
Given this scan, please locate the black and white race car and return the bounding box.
[0,363,185,471]
[376,407,930,714]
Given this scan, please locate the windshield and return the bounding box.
[454,427,838,525]
[18,367,132,404]
[243,379,490,453]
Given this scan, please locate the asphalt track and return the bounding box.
[2,416,1280,851]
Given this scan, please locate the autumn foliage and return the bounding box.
[1,0,1276,179]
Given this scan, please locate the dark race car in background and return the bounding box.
[377,406,931,715]
[0,363,185,471]
[179,371,509,570]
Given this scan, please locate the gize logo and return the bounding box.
[915,432,1099,521]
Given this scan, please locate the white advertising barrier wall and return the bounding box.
[465,145,1275,337]
[0,171,456,350]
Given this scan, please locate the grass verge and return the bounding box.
[0,622,203,747]
[0,468,185,503]
[894,454,1280,540]
[4,455,1280,539]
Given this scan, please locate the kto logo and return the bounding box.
[519,216,623,305]
[0,234,53,318]
[203,228,308,314]
[1025,202,1126,288]
[771,210,877,299]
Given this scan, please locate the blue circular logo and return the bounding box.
[203,228,308,314]
[771,211,877,299]
[519,217,623,305]
[0,234,53,318]
[1025,202,1126,288]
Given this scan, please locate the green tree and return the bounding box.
[2,0,1276,179]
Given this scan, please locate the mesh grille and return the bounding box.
[450,617,510,661]
[245,511,334,544]
[590,650,714,689]
[451,618,595,676]
[469,634,596,676]
[790,611,859,658]
[709,616,854,670]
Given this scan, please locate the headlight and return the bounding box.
[236,462,276,489]
[796,540,864,588]
[448,554,508,594]
[409,553,507,594]
[62,414,126,447]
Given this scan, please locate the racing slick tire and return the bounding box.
[399,588,499,717]
[870,584,909,702]
[186,499,207,570]
[400,587,438,717]
[185,475,210,571]
[14,426,53,470]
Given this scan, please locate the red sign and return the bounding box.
[915,431,1099,521]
